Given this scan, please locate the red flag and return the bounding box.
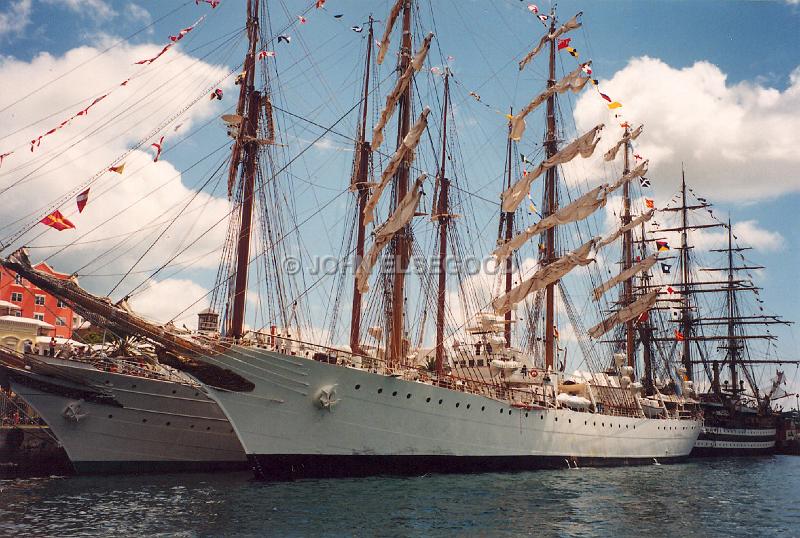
[667,286,675,294]
[40,210,75,231]
[599,92,612,103]
[258,50,276,59]
[637,311,649,324]
[674,329,685,341]
[196,0,219,7]
[645,198,655,209]
[557,38,571,50]
[0,152,12,167]
[316,0,326,7]
[151,136,165,162]
[135,44,173,65]
[76,188,90,213]
[298,15,307,24]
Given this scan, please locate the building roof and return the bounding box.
[0,315,54,329]
[0,300,21,311]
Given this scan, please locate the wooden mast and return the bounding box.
[349,17,374,355]
[229,0,261,339]
[388,0,413,366]
[503,113,514,348]
[621,125,635,372]
[679,167,693,380]
[726,217,740,393]
[543,10,558,370]
[434,70,450,375]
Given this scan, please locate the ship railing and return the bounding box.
[45,353,193,386]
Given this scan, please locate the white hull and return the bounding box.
[200,345,702,479]
[6,357,246,474]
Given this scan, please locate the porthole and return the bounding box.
[499,409,504,414]
[466,404,471,409]
[206,426,211,431]
[626,425,629,429]
[104,380,110,385]
[555,417,558,422]
[406,394,411,399]
[541,415,544,420]
[456,402,460,408]
[194,392,200,397]
[585,421,588,425]
[108,414,113,419]
[166,422,171,426]
[355,384,361,390]
[481,406,485,411]
[508,410,512,415]
[142,419,147,423]
[172,390,177,394]
[190,425,195,429]
[131,384,137,389]
[602,423,605,427]
[568,419,571,424]
[392,391,398,397]
[426,397,431,403]
[525,412,528,417]
[378,388,383,394]
[438,399,443,405]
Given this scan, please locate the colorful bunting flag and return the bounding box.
[599,92,612,102]
[258,50,276,59]
[210,88,223,100]
[565,47,578,58]
[667,286,675,294]
[316,0,326,7]
[640,176,650,188]
[298,15,307,24]
[195,0,220,7]
[607,101,622,109]
[656,241,669,252]
[645,198,655,209]
[278,34,291,44]
[528,4,539,14]
[661,263,671,274]
[581,63,592,75]
[674,329,685,341]
[537,14,549,23]
[40,210,75,231]
[151,136,165,162]
[76,188,90,213]
[109,163,126,174]
[351,25,363,33]
[557,38,571,50]
[636,311,649,324]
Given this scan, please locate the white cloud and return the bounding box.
[0,0,32,39]
[44,0,116,21]
[124,4,151,27]
[573,57,800,201]
[129,278,210,326]
[0,39,234,322]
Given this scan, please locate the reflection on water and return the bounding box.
[0,457,798,537]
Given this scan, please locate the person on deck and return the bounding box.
[49,337,56,357]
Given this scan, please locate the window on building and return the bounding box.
[10,292,23,302]
[57,299,66,308]
[35,295,46,306]
[13,311,21,317]
[14,274,22,285]
[56,317,66,326]
[33,313,44,321]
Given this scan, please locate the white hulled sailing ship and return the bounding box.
[183,2,701,479]
[0,2,704,479]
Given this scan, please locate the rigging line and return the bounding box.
[0,26,246,146]
[129,95,364,300]
[0,1,194,116]
[106,156,229,297]
[0,27,244,197]
[166,186,349,324]
[0,63,246,251]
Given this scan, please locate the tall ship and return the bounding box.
[656,176,796,456]
[0,2,703,479]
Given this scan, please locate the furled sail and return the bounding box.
[492,238,596,315]
[518,12,583,71]
[364,107,430,224]
[377,0,404,65]
[603,124,644,162]
[596,208,655,249]
[493,185,607,262]
[587,289,660,338]
[355,174,426,293]
[592,253,659,301]
[373,33,434,149]
[510,62,592,141]
[501,124,604,212]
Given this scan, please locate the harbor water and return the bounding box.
[0,456,797,537]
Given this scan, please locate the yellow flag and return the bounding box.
[607,102,622,110]
[109,162,126,174]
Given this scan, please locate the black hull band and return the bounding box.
[71,459,249,475]
[690,446,775,458]
[247,453,689,481]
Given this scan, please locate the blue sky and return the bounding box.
[1,0,798,399]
